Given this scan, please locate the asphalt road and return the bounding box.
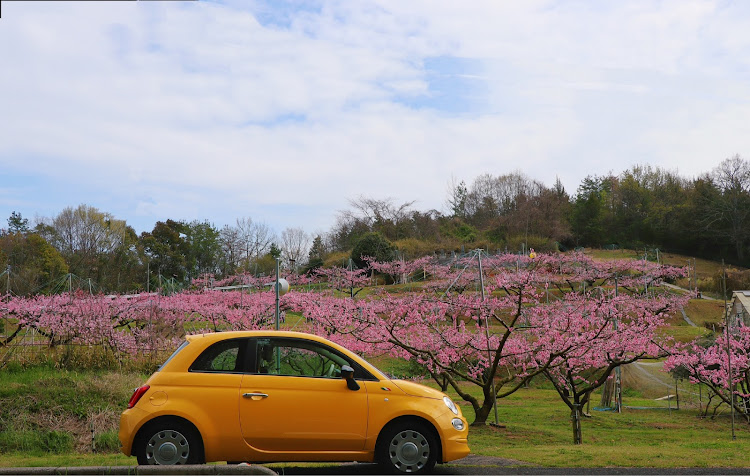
[3,457,750,476]
[268,455,750,475]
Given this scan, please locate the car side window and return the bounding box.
[190,338,245,373]
[255,339,349,379]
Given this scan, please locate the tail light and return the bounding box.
[127,385,150,409]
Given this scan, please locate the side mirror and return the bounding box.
[341,365,360,391]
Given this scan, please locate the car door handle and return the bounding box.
[242,392,269,399]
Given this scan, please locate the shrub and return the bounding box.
[351,232,395,268]
[440,218,478,243]
[725,268,750,294]
[94,431,121,452]
[703,268,750,295]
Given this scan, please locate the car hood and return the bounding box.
[391,379,445,400]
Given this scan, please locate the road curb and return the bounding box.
[0,465,276,475]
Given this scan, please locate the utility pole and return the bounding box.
[723,261,736,440]
[614,274,622,413]
[477,249,499,426]
[694,259,698,296]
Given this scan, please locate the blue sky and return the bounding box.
[1,0,749,237]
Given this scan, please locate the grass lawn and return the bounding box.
[684,299,726,328]
[454,385,750,467]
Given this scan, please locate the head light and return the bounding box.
[451,418,465,431]
[443,396,458,415]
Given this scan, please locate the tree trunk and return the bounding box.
[599,378,614,407]
[471,397,496,426]
[571,404,583,444]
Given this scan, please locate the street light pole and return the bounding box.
[275,257,281,331]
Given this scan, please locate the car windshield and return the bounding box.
[356,354,391,379]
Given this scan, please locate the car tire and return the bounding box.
[377,421,438,474]
[136,420,203,465]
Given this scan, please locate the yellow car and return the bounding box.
[119,331,470,474]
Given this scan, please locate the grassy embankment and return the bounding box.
[0,365,142,467]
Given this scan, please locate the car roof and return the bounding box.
[185,330,332,344]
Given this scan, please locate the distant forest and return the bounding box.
[1,155,748,295]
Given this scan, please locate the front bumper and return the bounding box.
[436,409,470,463]
[442,433,470,462]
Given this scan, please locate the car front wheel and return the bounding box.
[377,421,438,474]
[136,420,203,465]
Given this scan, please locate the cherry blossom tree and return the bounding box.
[0,288,287,355]
[295,252,687,429]
[664,327,750,422]
[528,291,688,443]
[315,266,370,297]
[365,256,432,285]
[2,291,164,353]
[422,262,481,295]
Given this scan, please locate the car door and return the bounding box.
[239,337,368,452]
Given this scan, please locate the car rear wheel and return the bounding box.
[136,421,203,465]
[377,421,438,474]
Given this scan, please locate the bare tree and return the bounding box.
[707,155,750,260]
[343,196,416,228]
[464,172,545,226]
[335,197,417,243]
[219,224,242,274]
[38,205,129,258]
[281,227,311,271]
[235,217,277,269]
[35,204,134,286]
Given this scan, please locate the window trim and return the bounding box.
[159,340,190,371]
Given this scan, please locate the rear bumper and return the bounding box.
[118,407,148,456]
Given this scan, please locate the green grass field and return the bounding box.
[441,379,750,467]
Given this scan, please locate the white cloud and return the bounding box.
[0,0,748,233]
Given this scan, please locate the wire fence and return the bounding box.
[591,361,726,415]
